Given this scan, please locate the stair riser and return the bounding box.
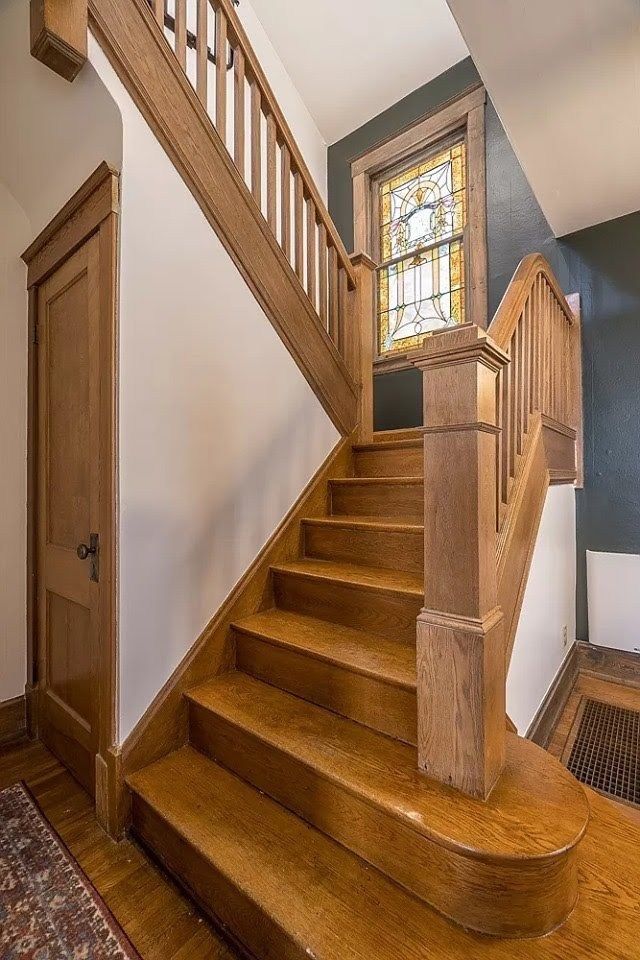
[131,795,308,960]
[189,702,578,937]
[303,523,423,575]
[330,482,423,520]
[272,571,420,643]
[235,630,417,744]
[354,446,422,477]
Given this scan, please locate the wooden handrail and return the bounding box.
[413,255,582,799]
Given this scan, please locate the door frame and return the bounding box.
[22,162,120,832]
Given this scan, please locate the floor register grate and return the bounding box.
[567,698,640,806]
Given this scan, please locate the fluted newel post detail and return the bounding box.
[414,325,510,799]
[345,253,376,443]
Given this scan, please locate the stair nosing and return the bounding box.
[232,616,416,691]
[301,515,424,533]
[187,677,588,865]
[270,561,424,599]
[329,476,423,486]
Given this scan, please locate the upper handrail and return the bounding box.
[488,253,575,349]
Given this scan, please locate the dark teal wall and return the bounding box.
[327,57,640,640]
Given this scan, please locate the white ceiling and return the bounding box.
[446,0,640,236]
[248,0,469,144]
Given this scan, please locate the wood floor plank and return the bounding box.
[0,739,239,960]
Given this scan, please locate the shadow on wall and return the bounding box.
[119,398,331,740]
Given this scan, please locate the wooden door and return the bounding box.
[36,235,101,795]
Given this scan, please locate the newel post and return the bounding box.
[345,253,376,443]
[414,325,510,799]
[30,0,88,82]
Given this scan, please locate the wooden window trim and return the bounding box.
[351,84,487,373]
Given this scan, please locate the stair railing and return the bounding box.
[413,254,582,798]
[149,0,361,366]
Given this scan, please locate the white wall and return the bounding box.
[587,551,640,653]
[0,0,123,705]
[89,40,338,741]
[235,0,327,195]
[0,183,31,702]
[507,485,577,734]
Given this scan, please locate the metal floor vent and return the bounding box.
[567,698,640,806]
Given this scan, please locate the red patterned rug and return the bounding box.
[0,782,141,958]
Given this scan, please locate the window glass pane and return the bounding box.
[377,141,466,355]
[380,143,466,261]
[378,240,465,354]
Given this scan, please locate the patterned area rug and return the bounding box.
[0,782,141,958]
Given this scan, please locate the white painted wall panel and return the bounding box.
[507,485,577,734]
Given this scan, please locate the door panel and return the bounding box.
[37,235,101,795]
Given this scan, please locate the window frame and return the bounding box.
[351,85,487,373]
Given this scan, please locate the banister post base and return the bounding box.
[30,0,88,82]
[414,325,510,799]
[416,607,505,799]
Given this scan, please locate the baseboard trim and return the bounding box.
[526,643,579,748]
[0,695,27,747]
[576,640,640,689]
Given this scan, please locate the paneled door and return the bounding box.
[36,235,102,795]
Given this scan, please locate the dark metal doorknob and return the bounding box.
[77,542,96,560]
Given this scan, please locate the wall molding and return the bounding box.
[0,695,27,746]
[526,643,579,748]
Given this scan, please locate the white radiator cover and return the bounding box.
[587,550,640,653]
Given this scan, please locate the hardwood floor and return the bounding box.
[0,738,240,960]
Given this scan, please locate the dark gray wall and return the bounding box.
[328,57,640,640]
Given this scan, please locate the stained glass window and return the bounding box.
[377,141,466,356]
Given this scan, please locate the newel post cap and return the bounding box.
[412,324,510,373]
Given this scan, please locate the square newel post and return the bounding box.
[413,325,510,799]
[345,253,376,443]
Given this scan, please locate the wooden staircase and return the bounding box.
[127,435,588,954]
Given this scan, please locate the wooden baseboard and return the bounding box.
[0,695,27,747]
[577,641,640,689]
[526,643,579,748]
[114,434,355,835]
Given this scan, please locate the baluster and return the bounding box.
[175,0,186,69]
[338,266,349,359]
[496,366,504,528]
[294,172,304,282]
[501,355,511,501]
[280,144,291,259]
[306,199,317,308]
[509,330,517,477]
[328,246,339,344]
[532,278,540,412]
[250,81,261,206]
[266,115,277,233]
[516,314,524,455]
[215,7,228,141]
[545,284,552,415]
[233,48,245,176]
[318,223,328,328]
[153,0,164,28]
[196,0,208,106]
[527,293,535,415]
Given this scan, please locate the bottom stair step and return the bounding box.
[128,746,466,960]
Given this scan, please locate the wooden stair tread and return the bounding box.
[128,746,443,960]
[232,609,416,689]
[187,672,588,862]
[271,558,423,598]
[330,476,422,486]
[302,515,423,532]
[128,747,640,959]
[352,438,423,452]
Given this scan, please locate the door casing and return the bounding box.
[23,162,119,833]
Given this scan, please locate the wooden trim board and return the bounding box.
[526,643,579,748]
[118,433,355,834]
[0,695,27,746]
[576,641,640,689]
[22,162,120,835]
